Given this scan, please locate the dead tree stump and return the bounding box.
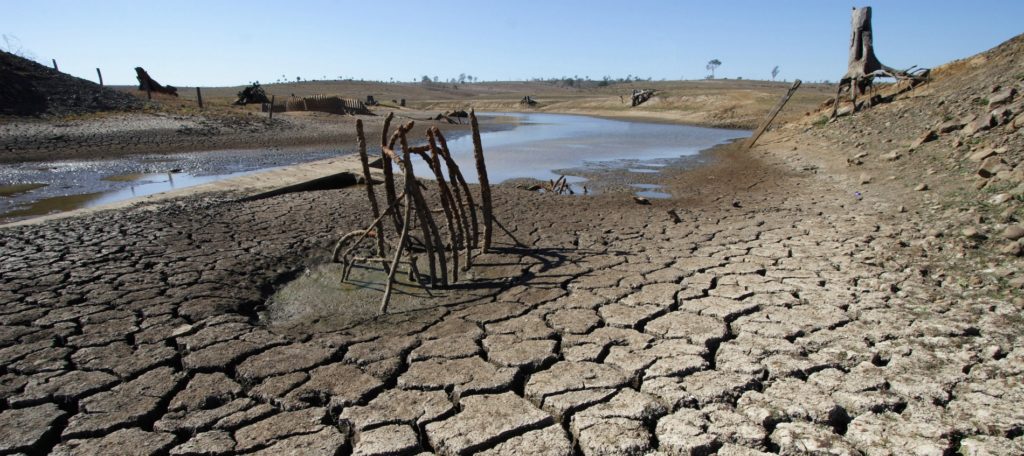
[135,67,178,97]
[830,7,928,118]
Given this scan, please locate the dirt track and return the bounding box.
[1,133,1020,454]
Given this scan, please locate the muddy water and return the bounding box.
[0,114,747,223]
[411,113,748,186]
[0,147,345,223]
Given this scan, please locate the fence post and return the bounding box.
[146,84,152,100]
[269,95,275,120]
[52,59,58,71]
[196,87,204,109]
[96,68,103,86]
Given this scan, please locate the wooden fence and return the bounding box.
[262,94,370,115]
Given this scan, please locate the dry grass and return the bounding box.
[109,79,835,130]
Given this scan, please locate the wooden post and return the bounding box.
[356,120,386,257]
[146,84,152,100]
[269,95,275,120]
[469,109,493,251]
[745,79,801,149]
[96,68,103,86]
[196,87,204,109]
[52,59,58,71]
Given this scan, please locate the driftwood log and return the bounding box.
[333,112,494,314]
[134,67,178,96]
[830,7,928,118]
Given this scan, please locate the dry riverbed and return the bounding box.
[1,121,1020,454]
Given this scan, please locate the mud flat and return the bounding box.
[2,111,1021,455]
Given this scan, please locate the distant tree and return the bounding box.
[459,73,467,83]
[771,65,780,81]
[433,76,439,83]
[706,59,721,79]
[421,75,431,83]
[296,76,301,82]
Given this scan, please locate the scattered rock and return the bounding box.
[880,150,902,161]
[910,129,938,149]
[915,183,929,191]
[937,119,965,134]
[1003,225,1024,241]
[988,87,1017,108]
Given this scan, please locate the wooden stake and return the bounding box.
[381,190,412,315]
[356,119,386,257]
[426,130,462,281]
[196,87,204,109]
[380,113,401,233]
[469,109,493,251]
[51,59,58,71]
[745,79,801,149]
[269,95,275,120]
[398,122,448,288]
[96,68,103,86]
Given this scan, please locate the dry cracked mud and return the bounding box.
[1,134,1022,456]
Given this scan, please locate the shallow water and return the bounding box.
[0,148,341,223]
[0,113,747,223]
[410,113,748,184]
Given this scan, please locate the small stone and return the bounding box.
[968,148,997,162]
[1000,242,1023,256]
[1003,225,1024,241]
[859,174,872,184]
[881,150,901,161]
[979,156,1009,178]
[898,205,907,213]
[962,227,986,240]
[915,183,928,191]
[988,87,1017,108]
[937,119,965,134]
[910,129,938,149]
[990,193,1013,205]
[963,112,997,136]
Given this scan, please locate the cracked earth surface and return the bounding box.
[1,140,1022,455]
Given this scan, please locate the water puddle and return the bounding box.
[0,147,344,224]
[0,183,47,197]
[630,183,672,199]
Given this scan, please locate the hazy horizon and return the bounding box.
[5,0,1023,87]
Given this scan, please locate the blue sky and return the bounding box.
[4,1,1023,86]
